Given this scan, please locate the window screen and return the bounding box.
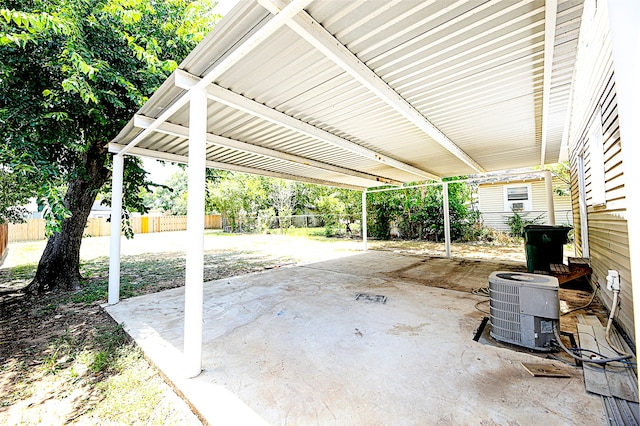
[507,186,529,201]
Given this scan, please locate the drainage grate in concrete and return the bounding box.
[355,293,387,304]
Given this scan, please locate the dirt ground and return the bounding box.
[0,232,606,424]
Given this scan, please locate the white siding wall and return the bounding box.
[478,177,572,232]
[568,0,634,341]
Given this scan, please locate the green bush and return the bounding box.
[365,180,481,242]
[366,190,398,240]
[505,209,545,237]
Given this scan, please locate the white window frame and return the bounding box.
[503,184,532,212]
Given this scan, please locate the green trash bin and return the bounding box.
[522,224,572,273]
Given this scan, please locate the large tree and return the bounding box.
[0,0,220,293]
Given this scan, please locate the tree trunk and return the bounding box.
[26,145,110,294]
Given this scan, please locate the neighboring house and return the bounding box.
[566,0,635,341]
[23,199,42,219]
[477,172,573,233]
[88,200,112,218]
[21,199,111,219]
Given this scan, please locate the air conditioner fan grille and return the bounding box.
[489,281,521,343]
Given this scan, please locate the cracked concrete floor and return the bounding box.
[105,250,604,425]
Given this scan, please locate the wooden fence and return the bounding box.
[0,223,8,264]
[8,214,222,243]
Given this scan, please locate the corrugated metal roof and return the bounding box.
[111,0,584,190]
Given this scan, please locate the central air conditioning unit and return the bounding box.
[489,271,559,351]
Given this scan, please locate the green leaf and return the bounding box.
[43,112,69,121]
[1,9,11,23]
[161,59,177,72]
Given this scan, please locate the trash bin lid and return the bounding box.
[522,224,572,244]
[523,224,572,231]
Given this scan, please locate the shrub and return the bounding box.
[505,209,544,237]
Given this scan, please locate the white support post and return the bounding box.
[607,0,640,375]
[184,87,208,378]
[443,182,451,258]
[108,154,124,305]
[544,170,556,225]
[362,191,367,251]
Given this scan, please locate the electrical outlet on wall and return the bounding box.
[606,270,620,291]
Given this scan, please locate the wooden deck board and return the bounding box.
[577,323,612,397]
[577,315,638,403]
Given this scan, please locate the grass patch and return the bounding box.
[0,263,37,291]
[8,263,38,279]
[72,249,291,305]
[39,323,126,377]
[70,280,108,305]
[41,330,75,375]
[264,226,323,237]
[92,349,161,420]
[1,240,46,266]
[73,254,184,304]
[90,323,128,373]
[89,346,192,424]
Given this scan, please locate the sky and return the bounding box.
[141,0,240,184]
[142,158,182,184]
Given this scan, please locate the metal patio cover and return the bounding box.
[110,0,582,189]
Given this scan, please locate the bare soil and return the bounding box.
[0,232,607,424]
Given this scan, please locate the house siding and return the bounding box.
[568,0,633,340]
[478,177,572,232]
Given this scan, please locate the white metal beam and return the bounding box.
[115,0,313,158]
[108,143,366,190]
[116,95,189,158]
[133,114,402,185]
[194,0,313,90]
[540,0,558,166]
[258,0,485,174]
[175,69,439,180]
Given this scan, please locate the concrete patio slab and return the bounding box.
[105,251,605,425]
